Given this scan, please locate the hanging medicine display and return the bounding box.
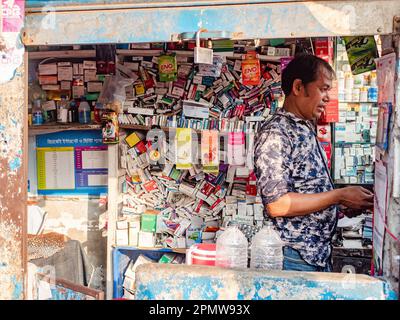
[241,51,261,86]
[102,111,119,144]
[158,54,178,82]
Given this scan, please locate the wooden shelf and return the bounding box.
[119,124,250,136]
[28,123,101,135]
[116,49,288,62]
[28,50,96,60]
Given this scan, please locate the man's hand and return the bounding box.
[337,186,374,210]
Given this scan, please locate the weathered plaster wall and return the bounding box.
[0,62,26,299]
[23,0,400,45]
[135,264,397,300]
[383,38,400,296]
[35,196,107,290]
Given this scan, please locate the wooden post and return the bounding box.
[0,59,27,299]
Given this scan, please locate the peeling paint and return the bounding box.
[23,0,400,45]
[0,221,23,300]
[0,30,26,299]
[135,264,397,300]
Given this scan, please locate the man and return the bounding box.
[254,54,374,272]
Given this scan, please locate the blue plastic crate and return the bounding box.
[112,246,184,299]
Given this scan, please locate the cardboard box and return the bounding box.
[72,85,85,98]
[87,81,103,92]
[140,213,158,232]
[138,231,156,247]
[39,75,58,85]
[84,69,97,82]
[116,229,129,246]
[41,84,60,91]
[58,66,73,81]
[128,227,139,246]
[60,81,71,90]
[83,60,97,70]
[38,64,57,75]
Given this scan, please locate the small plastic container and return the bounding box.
[32,99,44,126]
[78,99,91,124]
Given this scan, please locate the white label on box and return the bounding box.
[42,85,60,91]
[83,60,97,69]
[128,228,139,246]
[124,62,140,72]
[57,61,72,67]
[87,81,103,92]
[78,64,84,75]
[193,75,203,85]
[116,229,129,246]
[127,107,155,116]
[117,220,129,229]
[58,66,73,81]
[84,69,97,82]
[175,237,186,248]
[182,105,209,119]
[246,205,254,216]
[237,201,247,217]
[73,63,80,75]
[60,81,71,90]
[234,60,242,72]
[172,86,185,97]
[138,231,155,247]
[141,61,153,69]
[39,64,57,75]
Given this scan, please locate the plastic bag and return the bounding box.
[98,74,134,113]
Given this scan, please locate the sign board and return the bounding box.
[36,130,108,195]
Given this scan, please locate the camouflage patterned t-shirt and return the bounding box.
[254,108,337,267]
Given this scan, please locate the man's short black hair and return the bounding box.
[281,54,335,96]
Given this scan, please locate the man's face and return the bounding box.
[295,66,333,121]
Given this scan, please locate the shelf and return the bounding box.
[116,49,288,62]
[28,50,97,60]
[28,123,102,135]
[339,101,377,104]
[113,246,187,254]
[334,142,375,146]
[334,182,374,186]
[119,124,252,136]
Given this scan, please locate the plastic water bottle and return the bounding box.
[57,95,69,124]
[215,225,248,269]
[250,221,284,270]
[32,99,44,126]
[78,99,91,124]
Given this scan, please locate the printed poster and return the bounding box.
[372,160,388,276]
[376,53,396,104]
[342,36,378,75]
[36,130,108,195]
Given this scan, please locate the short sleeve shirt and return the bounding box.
[254,108,337,267]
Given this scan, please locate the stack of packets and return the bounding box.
[117,39,290,134]
[122,253,185,299]
[115,128,266,249]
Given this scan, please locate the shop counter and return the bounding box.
[134,264,397,300]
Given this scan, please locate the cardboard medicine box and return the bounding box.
[140,212,158,233]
